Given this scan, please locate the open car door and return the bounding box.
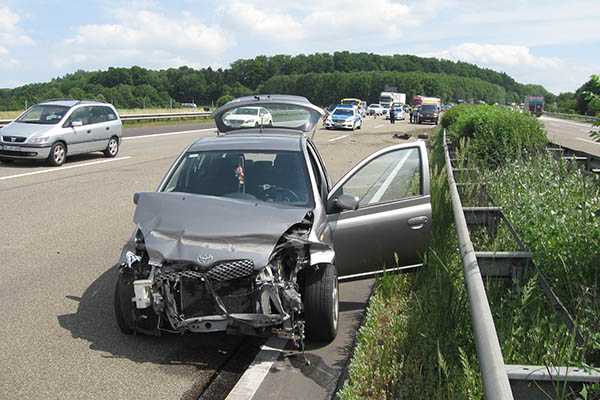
[327,141,432,280]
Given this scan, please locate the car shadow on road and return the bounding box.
[0,152,107,168]
[57,264,244,377]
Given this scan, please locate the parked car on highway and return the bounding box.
[222,106,273,128]
[0,100,122,166]
[114,95,432,345]
[386,105,405,121]
[416,104,440,125]
[325,105,363,130]
[367,103,385,116]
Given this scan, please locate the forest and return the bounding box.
[0,51,594,113]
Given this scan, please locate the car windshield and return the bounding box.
[232,107,259,116]
[369,104,380,108]
[16,105,69,125]
[162,150,313,207]
[421,105,437,112]
[333,109,353,116]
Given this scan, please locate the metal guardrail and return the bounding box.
[443,132,514,400]
[0,111,211,128]
[543,111,599,124]
[444,130,600,399]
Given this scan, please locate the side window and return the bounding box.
[333,147,421,208]
[104,107,118,121]
[64,107,93,127]
[89,106,114,124]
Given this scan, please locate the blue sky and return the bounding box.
[1,0,598,93]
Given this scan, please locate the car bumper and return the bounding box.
[326,121,354,129]
[418,115,438,122]
[0,144,51,160]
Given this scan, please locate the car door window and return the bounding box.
[64,107,93,127]
[332,147,421,208]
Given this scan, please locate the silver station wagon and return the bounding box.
[0,100,122,166]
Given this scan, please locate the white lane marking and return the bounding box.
[328,134,350,143]
[576,137,600,145]
[369,149,413,204]
[0,156,132,181]
[374,124,385,129]
[225,337,287,400]
[123,127,216,141]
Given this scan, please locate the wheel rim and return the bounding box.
[108,138,118,155]
[53,145,65,164]
[332,279,339,330]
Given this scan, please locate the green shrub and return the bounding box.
[216,94,234,107]
[444,105,547,167]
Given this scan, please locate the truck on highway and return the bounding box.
[379,92,406,108]
[412,95,441,108]
[524,96,544,117]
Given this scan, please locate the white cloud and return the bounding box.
[0,4,33,71]
[53,8,233,69]
[222,2,304,40]
[219,0,419,43]
[431,43,564,69]
[427,43,595,93]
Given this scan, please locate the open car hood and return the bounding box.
[133,192,311,269]
[213,95,324,134]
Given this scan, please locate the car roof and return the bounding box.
[38,100,112,108]
[188,132,304,152]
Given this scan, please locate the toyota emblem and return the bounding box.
[197,253,214,266]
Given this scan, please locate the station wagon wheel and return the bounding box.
[104,137,119,158]
[48,142,66,166]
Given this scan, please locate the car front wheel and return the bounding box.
[104,136,119,158]
[48,142,66,166]
[303,263,339,342]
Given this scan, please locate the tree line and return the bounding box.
[259,71,508,106]
[0,51,557,110]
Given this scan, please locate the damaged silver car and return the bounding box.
[114,95,432,345]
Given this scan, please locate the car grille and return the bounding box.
[208,259,254,282]
[2,136,26,143]
[158,259,255,282]
[0,150,37,157]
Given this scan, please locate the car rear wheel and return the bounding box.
[303,263,339,342]
[104,136,119,158]
[48,142,66,166]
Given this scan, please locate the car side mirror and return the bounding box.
[329,194,359,212]
[133,192,140,205]
[71,120,83,128]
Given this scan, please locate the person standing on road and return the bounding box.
[389,107,396,124]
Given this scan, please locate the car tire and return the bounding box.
[104,136,119,158]
[114,271,135,334]
[303,263,339,342]
[114,269,160,335]
[48,142,66,166]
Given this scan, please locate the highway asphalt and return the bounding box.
[0,117,429,399]
[540,115,600,157]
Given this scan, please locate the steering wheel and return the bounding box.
[260,185,301,203]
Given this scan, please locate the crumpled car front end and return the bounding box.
[115,191,331,343]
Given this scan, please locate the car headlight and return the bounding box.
[29,136,50,144]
